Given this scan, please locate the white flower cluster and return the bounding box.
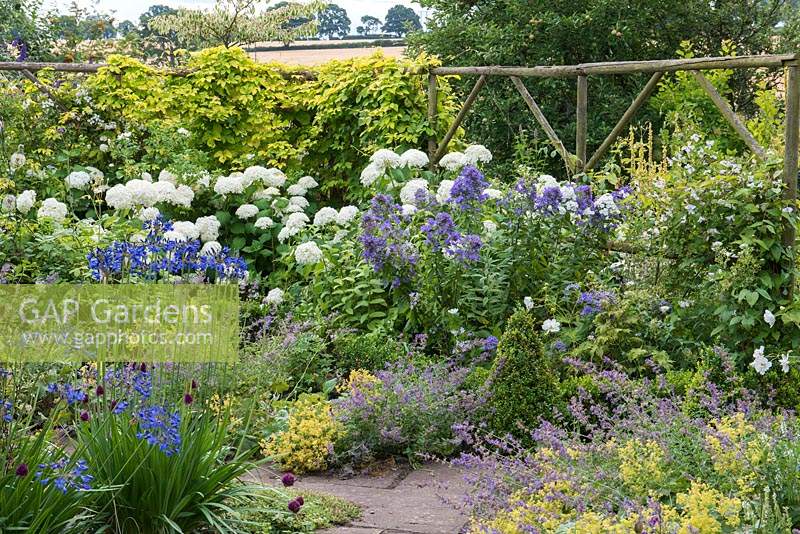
[236,204,259,220]
[195,215,221,242]
[400,179,429,205]
[66,171,91,190]
[438,145,493,171]
[295,241,323,265]
[105,178,194,210]
[37,198,68,222]
[361,149,402,187]
[16,190,36,214]
[265,288,284,306]
[278,212,310,242]
[9,152,26,171]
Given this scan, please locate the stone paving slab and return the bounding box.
[247,463,469,533]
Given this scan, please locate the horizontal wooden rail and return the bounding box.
[430,54,798,78]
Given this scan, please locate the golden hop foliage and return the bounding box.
[262,393,341,474]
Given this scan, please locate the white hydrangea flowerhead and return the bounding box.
[289,196,309,209]
[66,171,91,189]
[483,220,498,234]
[195,215,221,242]
[105,184,133,210]
[277,227,292,242]
[214,174,245,196]
[483,188,503,199]
[158,169,177,185]
[261,168,287,188]
[463,144,493,165]
[138,207,160,221]
[313,206,338,226]
[2,194,15,212]
[287,184,307,197]
[255,216,274,229]
[172,184,194,208]
[265,288,284,306]
[336,205,359,226]
[278,212,309,241]
[298,176,318,189]
[243,165,270,185]
[401,204,417,216]
[85,166,104,182]
[16,189,36,214]
[236,204,259,220]
[127,179,160,207]
[37,198,68,222]
[283,204,303,214]
[370,149,402,171]
[436,180,454,203]
[200,241,222,256]
[400,179,429,205]
[172,221,200,240]
[9,152,26,170]
[439,152,466,171]
[253,187,280,200]
[150,181,178,206]
[130,232,147,244]
[399,149,429,169]
[163,230,188,242]
[360,162,383,187]
[295,241,323,265]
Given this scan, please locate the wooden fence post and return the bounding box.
[576,75,588,172]
[783,64,800,296]
[427,72,438,168]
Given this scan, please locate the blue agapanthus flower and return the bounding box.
[0,399,12,422]
[36,458,93,494]
[136,405,182,456]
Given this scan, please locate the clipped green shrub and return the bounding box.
[330,330,404,375]
[486,310,561,439]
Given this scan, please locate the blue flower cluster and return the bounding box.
[136,405,182,456]
[1,399,12,422]
[514,178,629,229]
[87,218,248,282]
[578,290,616,316]
[420,212,483,264]
[360,194,419,283]
[10,37,29,62]
[450,166,489,210]
[35,458,93,494]
[46,383,88,405]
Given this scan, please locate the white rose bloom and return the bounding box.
[297,176,318,189]
[399,179,429,205]
[295,241,323,265]
[750,346,771,375]
[523,296,534,310]
[138,207,160,221]
[9,152,26,170]
[370,149,402,170]
[399,149,429,168]
[163,230,188,242]
[255,216,274,229]
[37,198,68,222]
[265,288,284,306]
[214,175,245,196]
[105,184,133,210]
[439,152,466,171]
[313,206,338,226]
[172,221,199,240]
[541,319,561,334]
[262,168,287,188]
[483,220,498,233]
[401,204,417,216]
[764,309,776,328]
[436,180,454,203]
[463,144,493,165]
[195,215,221,242]
[158,169,177,184]
[360,163,383,187]
[336,205,359,226]
[287,184,307,197]
[236,204,259,220]
[66,171,91,189]
[483,188,503,199]
[16,189,36,214]
[200,241,222,256]
[290,196,310,209]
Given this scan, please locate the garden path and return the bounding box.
[246,462,469,533]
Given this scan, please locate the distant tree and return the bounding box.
[117,20,137,37]
[150,0,323,48]
[138,4,183,64]
[360,15,382,34]
[271,1,312,29]
[318,3,351,39]
[382,5,421,37]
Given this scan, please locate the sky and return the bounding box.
[47,0,428,28]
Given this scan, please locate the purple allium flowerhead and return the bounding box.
[16,463,28,477]
[288,498,302,513]
[79,411,90,422]
[191,379,198,389]
[183,393,193,405]
[450,165,489,210]
[95,385,104,396]
[281,472,296,487]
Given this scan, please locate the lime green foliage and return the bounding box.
[84,47,457,194]
[237,489,361,533]
[486,310,561,438]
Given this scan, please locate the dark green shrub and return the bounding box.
[485,310,561,439]
[330,331,404,375]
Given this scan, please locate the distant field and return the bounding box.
[247,41,406,66]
